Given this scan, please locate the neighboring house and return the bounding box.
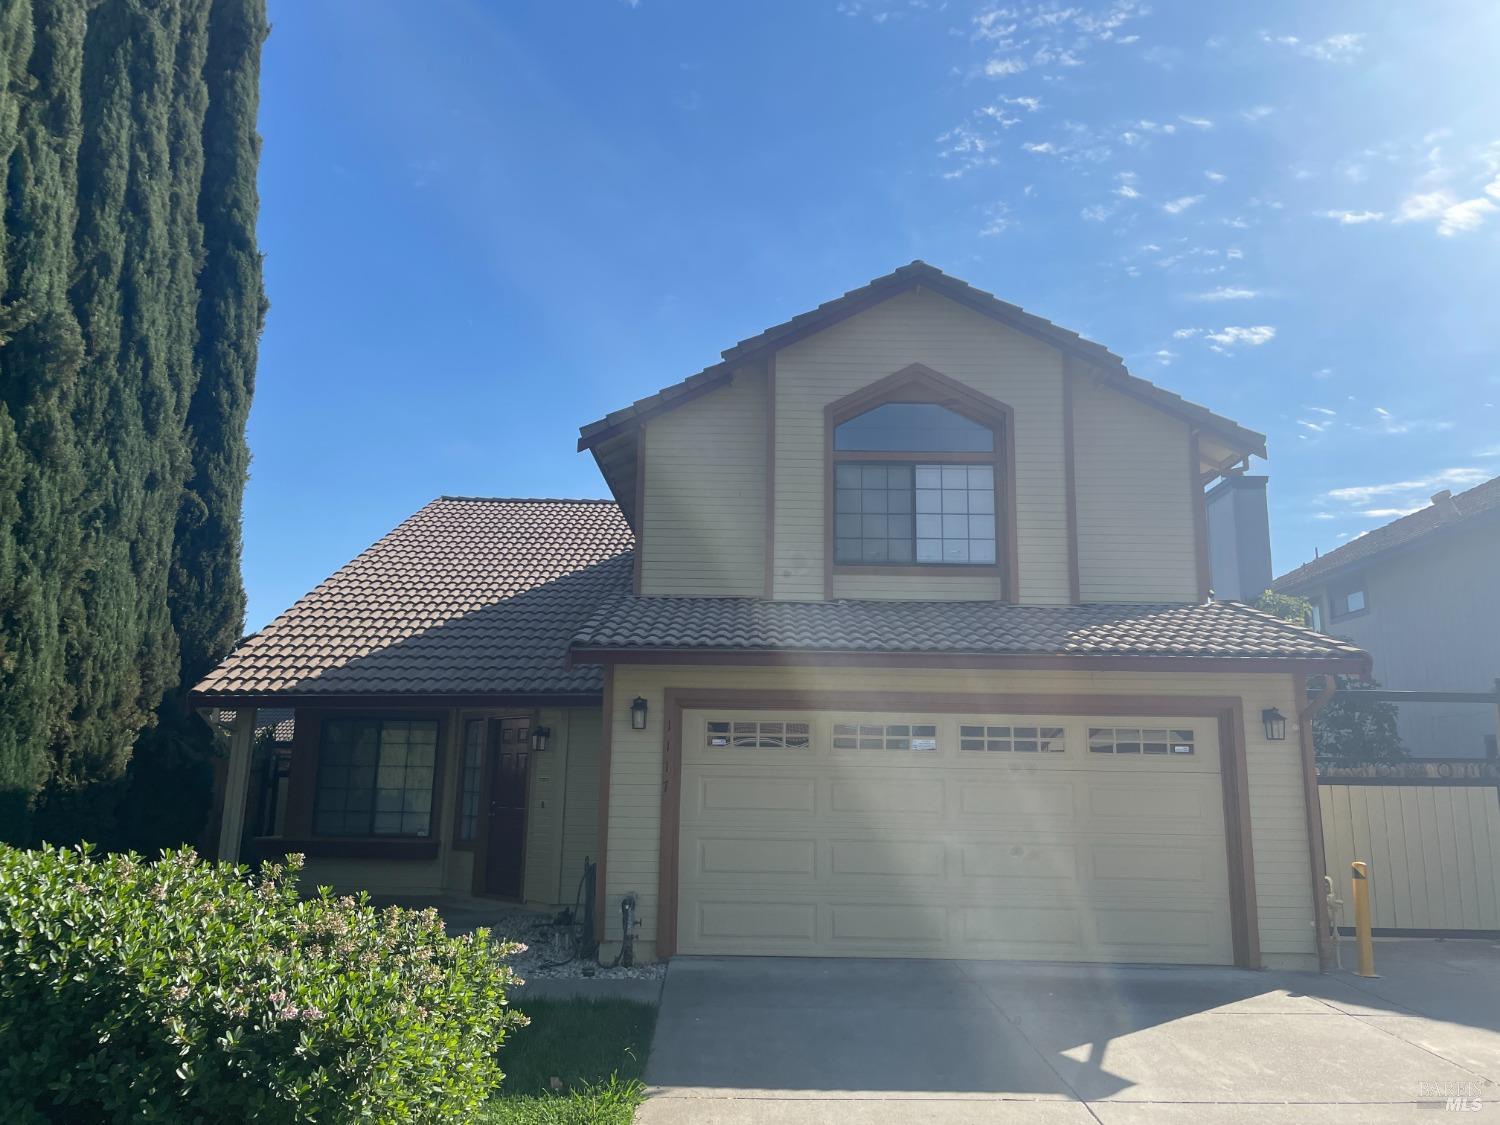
[1274,476,1500,760]
[194,262,1367,972]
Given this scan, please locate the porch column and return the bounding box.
[218,707,256,864]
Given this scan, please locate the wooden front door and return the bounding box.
[483,717,531,898]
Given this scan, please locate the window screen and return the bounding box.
[313,718,438,837]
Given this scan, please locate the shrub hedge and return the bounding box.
[0,846,525,1122]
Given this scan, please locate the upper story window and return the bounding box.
[831,398,1002,566]
[1329,575,1367,621]
[834,403,994,453]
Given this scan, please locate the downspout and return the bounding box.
[1298,673,1338,971]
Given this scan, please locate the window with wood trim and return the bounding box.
[1088,727,1195,756]
[832,722,938,751]
[706,719,812,749]
[313,718,439,837]
[1329,575,1367,621]
[826,365,1013,586]
[960,724,1065,752]
[455,719,485,843]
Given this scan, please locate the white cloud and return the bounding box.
[1324,467,1487,504]
[1241,105,1274,122]
[1359,507,1424,519]
[979,201,1014,236]
[1154,349,1176,364]
[1162,195,1204,214]
[1080,203,1114,222]
[1180,116,1213,129]
[1193,286,1259,301]
[1318,209,1385,225]
[1225,248,1244,260]
[1022,140,1059,154]
[986,57,1028,76]
[1298,419,1332,433]
[1305,406,1337,416]
[995,95,1042,112]
[1475,445,1500,458]
[1360,405,1455,435]
[1265,31,1365,62]
[1205,325,1276,346]
[1397,185,1500,236]
[1172,327,1201,339]
[1115,183,1141,199]
[1204,170,1226,183]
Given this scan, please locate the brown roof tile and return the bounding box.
[1274,474,1500,591]
[571,596,1367,666]
[193,498,634,700]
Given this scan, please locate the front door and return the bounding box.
[483,717,530,897]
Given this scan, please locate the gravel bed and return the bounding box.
[485,906,665,982]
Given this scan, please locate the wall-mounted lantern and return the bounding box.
[630,696,649,731]
[530,726,552,752]
[1261,707,1288,742]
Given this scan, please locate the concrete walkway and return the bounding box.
[638,939,1500,1122]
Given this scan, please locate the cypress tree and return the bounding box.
[0,0,264,844]
[0,0,87,840]
[117,0,267,853]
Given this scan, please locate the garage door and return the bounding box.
[676,710,1233,964]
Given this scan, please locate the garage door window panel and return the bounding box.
[1089,727,1196,756]
[707,719,812,750]
[961,724,1066,753]
[832,721,938,751]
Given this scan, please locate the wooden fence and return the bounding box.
[1319,778,1500,936]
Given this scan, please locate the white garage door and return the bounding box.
[676,710,1234,964]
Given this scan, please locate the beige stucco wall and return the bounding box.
[639,365,766,596]
[599,663,1317,970]
[1072,375,1199,602]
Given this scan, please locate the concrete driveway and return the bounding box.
[638,939,1500,1122]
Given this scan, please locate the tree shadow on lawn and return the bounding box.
[482,998,657,1125]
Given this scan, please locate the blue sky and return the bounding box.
[247,0,1499,629]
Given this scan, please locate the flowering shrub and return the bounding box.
[0,845,525,1122]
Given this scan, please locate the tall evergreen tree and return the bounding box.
[0,0,264,845]
[117,0,267,853]
[0,0,87,839]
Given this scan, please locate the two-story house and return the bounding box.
[194,263,1366,972]
[1274,476,1500,760]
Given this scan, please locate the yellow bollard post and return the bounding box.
[1350,861,1377,978]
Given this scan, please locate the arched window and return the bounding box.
[826,365,1014,588]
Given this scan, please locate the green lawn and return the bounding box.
[481,997,658,1125]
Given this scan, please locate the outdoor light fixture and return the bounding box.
[1261,707,1288,742]
[530,726,551,752]
[630,696,649,730]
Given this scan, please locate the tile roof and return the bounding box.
[193,498,634,700]
[577,261,1266,459]
[1274,474,1500,591]
[571,596,1367,667]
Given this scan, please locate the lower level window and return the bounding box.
[1088,727,1195,756]
[313,718,438,837]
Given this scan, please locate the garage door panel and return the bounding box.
[694,901,817,943]
[959,841,1079,882]
[696,775,816,814]
[677,710,1232,964]
[830,838,947,878]
[696,837,817,877]
[829,777,946,815]
[829,903,948,944]
[958,779,1075,819]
